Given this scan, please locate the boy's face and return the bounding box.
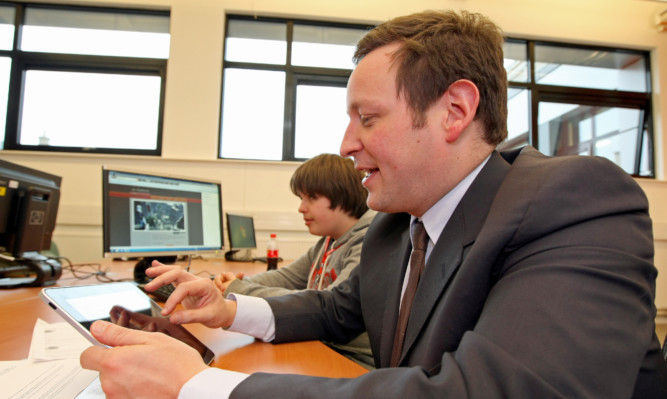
[297,193,351,239]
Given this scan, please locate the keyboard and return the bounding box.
[137,276,216,301]
[138,283,175,302]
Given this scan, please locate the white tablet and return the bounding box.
[40,281,215,364]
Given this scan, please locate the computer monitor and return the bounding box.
[226,213,257,250]
[102,168,224,268]
[225,213,257,262]
[0,159,63,287]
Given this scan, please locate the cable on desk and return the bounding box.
[53,256,133,283]
[193,270,216,279]
[185,254,192,272]
[182,255,216,280]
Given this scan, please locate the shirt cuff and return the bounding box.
[227,293,276,342]
[178,368,248,399]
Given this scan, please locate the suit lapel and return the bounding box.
[397,151,511,365]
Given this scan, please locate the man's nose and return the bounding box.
[340,122,360,157]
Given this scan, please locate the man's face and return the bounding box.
[341,43,448,217]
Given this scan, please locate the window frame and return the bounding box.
[0,2,169,156]
[503,39,652,177]
[219,14,372,162]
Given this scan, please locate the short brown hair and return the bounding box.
[290,153,368,219]
[354,10,508,145]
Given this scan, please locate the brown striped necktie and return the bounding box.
[391,219,428,367]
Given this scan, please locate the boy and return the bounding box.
[215,153,376,368]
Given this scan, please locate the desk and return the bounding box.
[0,258,368,379]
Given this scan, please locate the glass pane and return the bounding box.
[639,129,652,177]
[504,40,528,83]
[503,87,530,150]
[0,57,10,149]
[291,25,366,69]
[21,7,170,58]
[225,19,286,65]
[294,85,348,159]
[534,44,647,92]
[19,70,161,149]
[220,68,285,160]
[537,102,643,174]
[0,5,15,50]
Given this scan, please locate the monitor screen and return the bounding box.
[0,159,62,256]
[102,168,224,260]
[226,213,257,250]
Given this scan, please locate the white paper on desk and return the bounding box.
[0,358,98,399]
[0,360,28,378]
[29,319,92,361]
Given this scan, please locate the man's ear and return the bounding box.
[440,79,480,143]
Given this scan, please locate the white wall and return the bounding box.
[3,0,667,309]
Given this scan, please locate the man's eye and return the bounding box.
[360,115,372,126]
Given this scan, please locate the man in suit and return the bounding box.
[81,10,667,398]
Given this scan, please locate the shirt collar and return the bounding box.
[412,153,491,252]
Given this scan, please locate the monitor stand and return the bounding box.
[225,249,254,262]
[0,251,62,288]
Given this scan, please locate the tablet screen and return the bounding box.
[41,282,215,364]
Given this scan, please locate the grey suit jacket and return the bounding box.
[232,147,667,398]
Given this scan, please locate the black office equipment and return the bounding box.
[224,213,257,262]
[133,257,176,301]
[0,159,63,287]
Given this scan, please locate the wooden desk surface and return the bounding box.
[0,258,368,379]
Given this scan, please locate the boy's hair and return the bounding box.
[290,153,368,219]
[354,10,508,145]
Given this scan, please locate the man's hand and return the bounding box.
[213,271,244,294]
[80,320,207,398]
[145,262,238,328]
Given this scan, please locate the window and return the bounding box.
[220,17,653,176]
[220,15,370,161]
[0,3,169,155]
[501,40,652,177]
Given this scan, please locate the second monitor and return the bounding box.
[225,213,257,262]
